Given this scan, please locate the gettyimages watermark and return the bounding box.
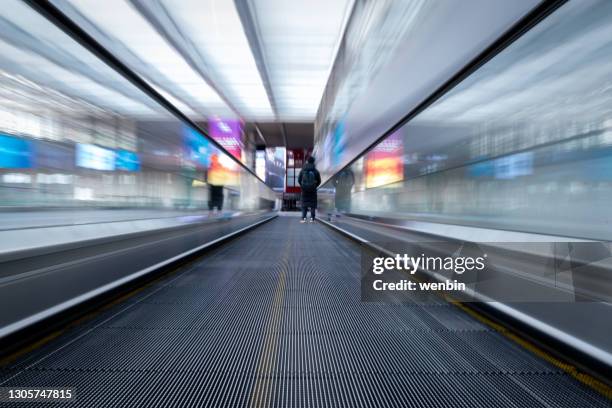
[360,241,612,304]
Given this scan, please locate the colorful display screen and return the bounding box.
[332,119,347,167]
[265,147,286,191]
[76,143,115,171]
[365,132,403,188]
[0,133,34,168]
[494,152,533,179]
[115,150,141,172]
[182,125,239,186]
[207,151,239,186]
[255,150,266,181]
[183,126,211,169]
[208,119,243,162]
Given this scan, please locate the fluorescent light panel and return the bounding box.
[0,38,157,116]
[0,0,162,117]
[250,0,353,120]
[162,0,275,120]
[63,0,234,119]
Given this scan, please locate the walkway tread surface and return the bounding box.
[0,217,608,407]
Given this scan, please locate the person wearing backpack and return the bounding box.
[298,156,321,223]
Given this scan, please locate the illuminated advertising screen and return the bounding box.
[208,119,242,161]
[255,150,266,181]
[76,143,115,171]
[0,133,34,168]
[115,150,141,171]
[494,152,533,179]
[332,119,347,167]
[365,132,403,188]
[183,125,239,186]
[207,151,239,186]
[183,125,211,169]
[265,147,286,191]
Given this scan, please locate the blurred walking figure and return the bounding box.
[298,156,321,223]
[333,168,355,213]
[207,153,224,214]
[208,185,224,212]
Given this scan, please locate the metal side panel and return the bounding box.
[0,213,276,340]
[318,215,612,374]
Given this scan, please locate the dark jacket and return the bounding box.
[298,162,321,208]
[333,169,354,211]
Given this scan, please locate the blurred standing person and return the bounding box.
[208,185,224,212]
[333,168,355,213]
[207,153,224,213]
[298,156,321,223]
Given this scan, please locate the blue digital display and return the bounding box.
[468,160,494,178]
[76,143,115,171]
[0,133,34,168]
[183,125,211,169]
[115,150,140,171]
[494,152,533,179]
[331,119,346,167]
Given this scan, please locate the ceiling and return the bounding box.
[49,0,353,126]
[252,122,314,148]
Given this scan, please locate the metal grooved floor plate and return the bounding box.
[0,217,609,407]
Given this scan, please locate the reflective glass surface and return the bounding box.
[320,0,612,241]
[0,0,277,229]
